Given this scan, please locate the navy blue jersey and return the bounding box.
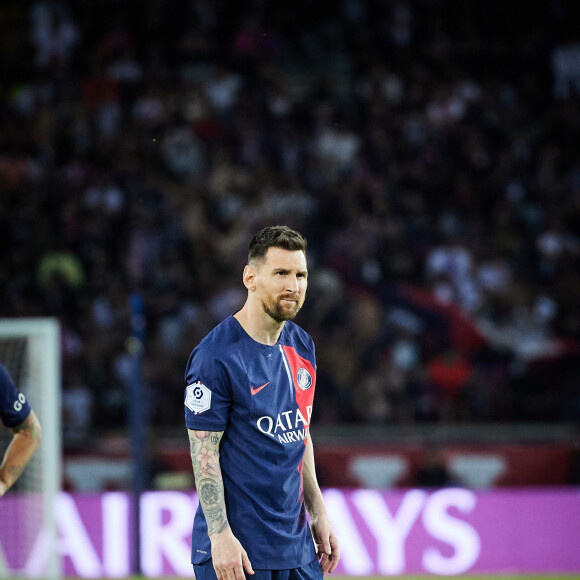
[184,316,318,569]
[0,363,31,428]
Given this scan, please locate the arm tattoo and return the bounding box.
[188,429,228,536]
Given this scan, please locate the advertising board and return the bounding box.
[1,488,579,576]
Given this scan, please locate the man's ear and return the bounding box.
[242,265,256,291]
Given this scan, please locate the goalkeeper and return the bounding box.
[0,363,41,496]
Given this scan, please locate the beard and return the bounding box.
[262,295,303,323]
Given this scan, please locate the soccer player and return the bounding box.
[0,363,42,497]
[185,225,340,580]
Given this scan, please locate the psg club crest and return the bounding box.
[296,367,313,390]
[185,381,212,414]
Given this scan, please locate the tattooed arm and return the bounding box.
[188,429,254,580]
[0,411,41,497]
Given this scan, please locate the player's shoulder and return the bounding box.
[0,363,31,426]
[184,316,244,387]
[283,321,315,352]
[187,316,245,366]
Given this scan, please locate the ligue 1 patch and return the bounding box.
[296,367,313,390]
[185,381,212,414]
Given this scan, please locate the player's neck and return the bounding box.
[234,304,285,346]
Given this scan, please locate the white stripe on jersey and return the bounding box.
[279,345,294,394]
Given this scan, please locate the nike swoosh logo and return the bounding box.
[250,382,270,395]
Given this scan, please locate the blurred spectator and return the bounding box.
[0,0,579,443]
[30,1,79,69]
[62,367,93,447]
[426,349,473,421]
[552,44,580,100]
[414,445,460,488]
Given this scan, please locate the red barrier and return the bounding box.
[162,442,574,489]
[311,443,574,488]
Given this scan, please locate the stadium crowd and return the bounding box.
[1,0,579,448]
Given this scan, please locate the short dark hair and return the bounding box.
[248,225,307,262]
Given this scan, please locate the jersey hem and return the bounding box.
[185,419,228,431]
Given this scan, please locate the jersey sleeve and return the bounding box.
[184,345,231,431]
[0,364,32,428]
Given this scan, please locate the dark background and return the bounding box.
[1,0,579,488]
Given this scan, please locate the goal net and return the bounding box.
[0,318,61,579]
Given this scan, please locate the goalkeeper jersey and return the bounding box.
[0,363,32,428]
[184,315,317,569]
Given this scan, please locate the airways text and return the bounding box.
[256,405,312,443]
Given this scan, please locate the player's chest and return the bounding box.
[233,344,316,416]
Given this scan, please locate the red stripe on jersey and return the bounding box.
[281,345,316,445]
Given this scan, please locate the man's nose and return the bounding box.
[287,276,300,293]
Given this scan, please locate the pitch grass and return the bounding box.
[9,577,579,580]
[78,576,580,580]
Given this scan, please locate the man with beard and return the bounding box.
[184,225,339,580]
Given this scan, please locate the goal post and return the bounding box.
[0,318,61,579]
